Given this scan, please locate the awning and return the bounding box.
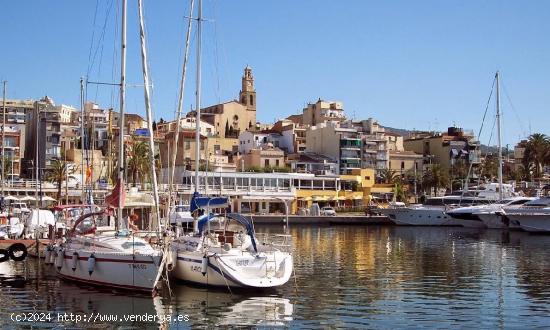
[299,196,312,201]
[353,195,363,200]
[312,196,329,202]
[4,196,19,201]
[20,196,36,201]
[42,196,56,202]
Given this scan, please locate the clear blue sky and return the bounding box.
[1,0,549,147]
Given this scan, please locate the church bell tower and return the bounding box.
[239,66,256,112]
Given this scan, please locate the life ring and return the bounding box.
[8,243,28,262]
[0,249,9,262]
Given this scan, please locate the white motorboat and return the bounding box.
[378,196,491,226]
[169,204,194,234]
[501,197,550,233]
[446,197,535,228]
[170,196,293,289]
[55,210,163,292]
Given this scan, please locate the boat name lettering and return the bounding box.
[128,264,147,269]
[191,265,202,273]
[235,259,249,266]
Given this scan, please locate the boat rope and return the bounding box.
[212,253,233,296]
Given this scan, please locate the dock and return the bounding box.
[245,215,392,226]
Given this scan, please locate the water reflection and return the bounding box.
[0,226,549,328]
[168,285,293,327]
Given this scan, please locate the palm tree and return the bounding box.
[422,164,448,195]
[522,133,550,178]
[127,140,151,187]
[379,169,399,184]
[44,159,74,202]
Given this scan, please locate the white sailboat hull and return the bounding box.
[56,234,163,292]
[57,249,162,292]
[171,250,293,288]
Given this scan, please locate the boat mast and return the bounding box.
[169,0,195,212]
[194,0,202,194]
[80,78,85,201]
[495,71,503,200]
[137,0,161,231]
[1,81,6,197]
[117,0,127,226]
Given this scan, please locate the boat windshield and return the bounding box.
[174,205,190,212]
[424,198,445,206]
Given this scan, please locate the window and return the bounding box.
[185,141,190,150]
[276,159,280,167]
[264,159,269,167]
[250,95,254,106]
[401,161,405,169]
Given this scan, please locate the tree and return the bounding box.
[44,159,75,202]
[127,140,151,186]
[422,164,449,195]
[379,169,399,184]
[522,133,550,178]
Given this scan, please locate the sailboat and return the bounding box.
[168,0,294,289]
[446,72,521,228]
[55,0,164,292]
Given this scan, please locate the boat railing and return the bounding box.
[255,233,293,253]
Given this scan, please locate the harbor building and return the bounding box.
[271,118,307,153]
[302,99,345,126]
[404,126,481,172]
[305,121,362,174]
[173,168,375,214]
[0,126,22,176]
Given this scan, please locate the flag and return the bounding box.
[105,178,126,209]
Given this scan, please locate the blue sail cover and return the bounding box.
[190,192,229,213]
[198,212,258,253]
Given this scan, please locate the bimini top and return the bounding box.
[190,192,229,213]
[197,212,257,253]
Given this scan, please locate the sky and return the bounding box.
[1,0,549,147]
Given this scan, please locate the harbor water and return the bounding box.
[1,225,549,328]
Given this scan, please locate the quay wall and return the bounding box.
[244,215,392,225]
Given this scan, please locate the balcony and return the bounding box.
[340,139,361,149]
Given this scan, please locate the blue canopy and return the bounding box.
[198,212,257,253]
[190,192,229,213]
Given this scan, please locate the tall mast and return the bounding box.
[1,81,6,196]
[80,78,85,201]
[194,0,203,194]
[169,0,195,211]
[137,0,161,230]
[118,0,127,225]
[495,71,503,200]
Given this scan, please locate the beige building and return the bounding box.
[306,122,362,174]
[389,150,423,179]
[272,118,307,153]
[191,66,257,139]
[404,126,481,172]
[302,99,345,126]
[236,147,285,170]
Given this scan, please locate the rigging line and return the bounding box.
[501,80,527,138]
[110,0,120,110]
[212,1,221,104]
[460,75,496,202]
[87,0,115,78]
[86,0,100,77]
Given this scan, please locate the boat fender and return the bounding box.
[8,243,28,262]
[0,249,9,263]
[88,254,96,276]
[44,246,52,265]
[55,248,64,270]
[201,255,208,276]
[71,252,79,271]
[167,250,176,271]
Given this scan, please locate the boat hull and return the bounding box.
[171,251,293,289]
[57,249,162,292]
[507,213,550,233]
[379,208,460,226]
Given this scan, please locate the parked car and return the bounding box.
[321,206,336,216]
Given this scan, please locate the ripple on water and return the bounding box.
[1,226,550,328]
